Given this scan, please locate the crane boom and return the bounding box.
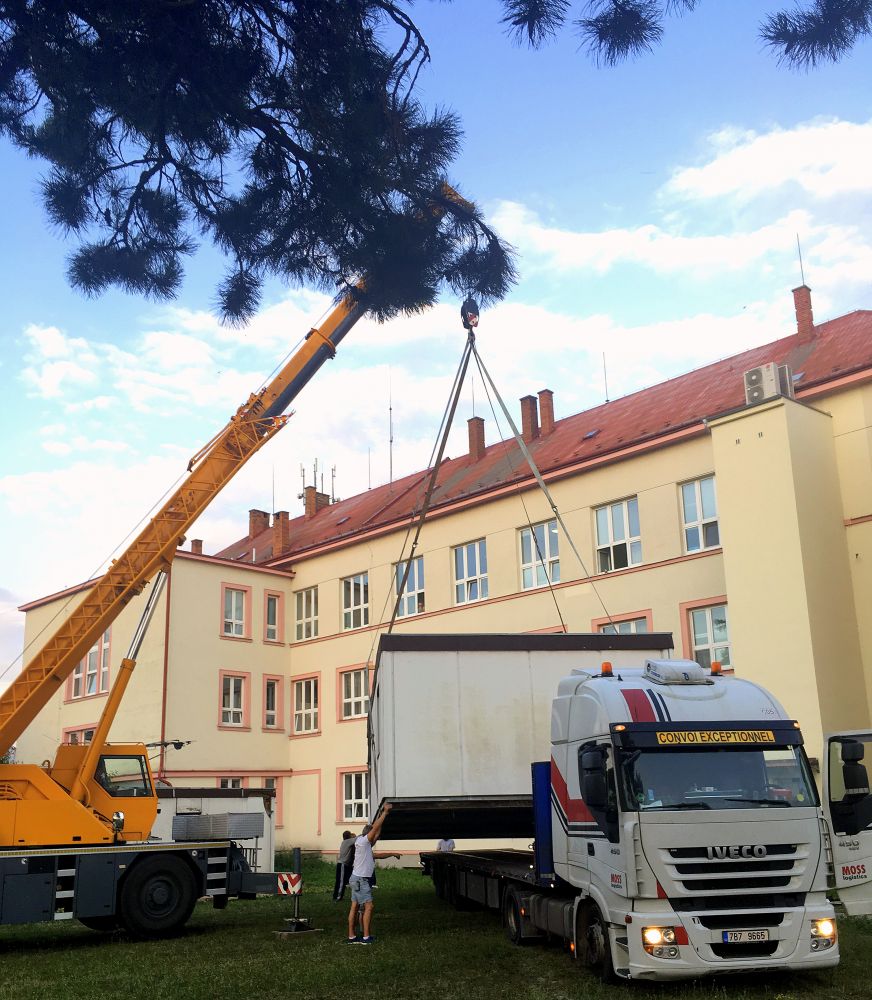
[0,294,363,755]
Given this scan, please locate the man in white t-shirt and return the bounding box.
[436,837,455,852]
[346,803,399,944]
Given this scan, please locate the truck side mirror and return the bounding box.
[580,748,608,809]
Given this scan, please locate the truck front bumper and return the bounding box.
[622,900,839,981]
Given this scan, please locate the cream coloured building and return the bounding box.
[17,285,872,854]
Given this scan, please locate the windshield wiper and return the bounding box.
[644,801,711,810]
[722,797,791,807]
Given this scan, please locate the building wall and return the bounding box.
[15,378,872,853]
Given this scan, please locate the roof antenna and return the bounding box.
[796,233,806,285]
[389,367,394,488]
[603,352,610,403]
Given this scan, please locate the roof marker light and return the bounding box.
[601,661,613,677]
[711,660,722,675]
[614,724,626,732]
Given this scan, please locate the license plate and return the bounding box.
[722,929,770,943]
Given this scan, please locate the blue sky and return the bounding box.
[2,0,872,678]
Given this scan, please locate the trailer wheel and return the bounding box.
[502,888,525,946]
[577,902,616,983]
[119,855,197,938]
[78,915,120,933]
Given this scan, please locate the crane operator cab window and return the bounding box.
[94,755,153,797]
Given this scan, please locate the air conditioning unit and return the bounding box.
[743,362,781,405]
[778,364,795,399]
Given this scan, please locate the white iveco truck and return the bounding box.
[371,633,872,982]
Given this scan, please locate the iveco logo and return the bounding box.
[707,845,768,859]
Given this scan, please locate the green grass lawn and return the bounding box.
[0,858,869,1000]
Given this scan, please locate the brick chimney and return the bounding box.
[304,485,331,518]
[538,389,554,435]
[190,539,203,555]
[793,284,815,344]
[468,416,485,461]
[249,508,270,539]
[272,510,290,555]
[520,395,539,443]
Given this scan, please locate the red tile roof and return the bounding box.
[213,307,872,567]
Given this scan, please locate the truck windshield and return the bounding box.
[617,746,818,811]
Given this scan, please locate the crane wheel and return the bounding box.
[119,855,197,938]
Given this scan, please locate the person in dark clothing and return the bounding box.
[333,830,356,901]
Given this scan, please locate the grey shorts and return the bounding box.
[349,875,373,905]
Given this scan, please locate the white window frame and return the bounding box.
[342,573,369,631]
[681,476,720,553]
[65,727,95,745]
[395,556,425,617]
[71,630,111,699]
[265,593,280,642]
[341,668,370,720]
[222,675,245,726]
[453,539,488,605]
[690,604,731,671]
[223,587,246,636]
[294,586,318,641]
[342,771,370,822]
[293,676,319,734]
[595,497,642,573]
[264,677,279,728]
[219,777,242,789]
[598,617,649,635]
[520,519,560,589]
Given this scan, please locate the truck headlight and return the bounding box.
[810,918,836,950]
[642,926,679,958]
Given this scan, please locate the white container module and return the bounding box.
[370,632,673,840]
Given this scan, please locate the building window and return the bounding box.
[70,630,111,699]
[221,583,251,638]
[340,667,370,720]
[264,591,284,643]
[595,497,642,572]
[690,604,731,670]
[64,726,96,745]
[598,617,649,635]
[263,676,283,729]
[293,675,320,734]
[453,539,488,604]
[681,476,720,552]
[220,672,249,727]
[520,520,560,589]
[294,586,319,641]
[342,573,369,631]
[395,556,425,617]
[342,770,370,822]
[219,777,242,789]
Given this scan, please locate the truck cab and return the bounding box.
[550,659,845,979]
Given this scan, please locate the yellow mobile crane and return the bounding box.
[0,186,471,935]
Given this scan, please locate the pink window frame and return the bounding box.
[336,765,370,825]
[217,775,250,789]
[263,590,285,644]
[64,630,112,702]
[290,670,322,739]
[262,674,285,732]
[335,663,372,724]
[679,595,733,671]
[590,608,654,633]
[62,723,98,745]
[262,774,284,829]
[217,669,252,731]
[220,581,253,640]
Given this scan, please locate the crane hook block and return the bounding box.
[461,297,480,331]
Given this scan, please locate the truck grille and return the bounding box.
[662,844,805,894]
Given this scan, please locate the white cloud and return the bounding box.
[666,118,872,202]
[491,201,824,277]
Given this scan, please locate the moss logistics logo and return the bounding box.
[655,730,776,746]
